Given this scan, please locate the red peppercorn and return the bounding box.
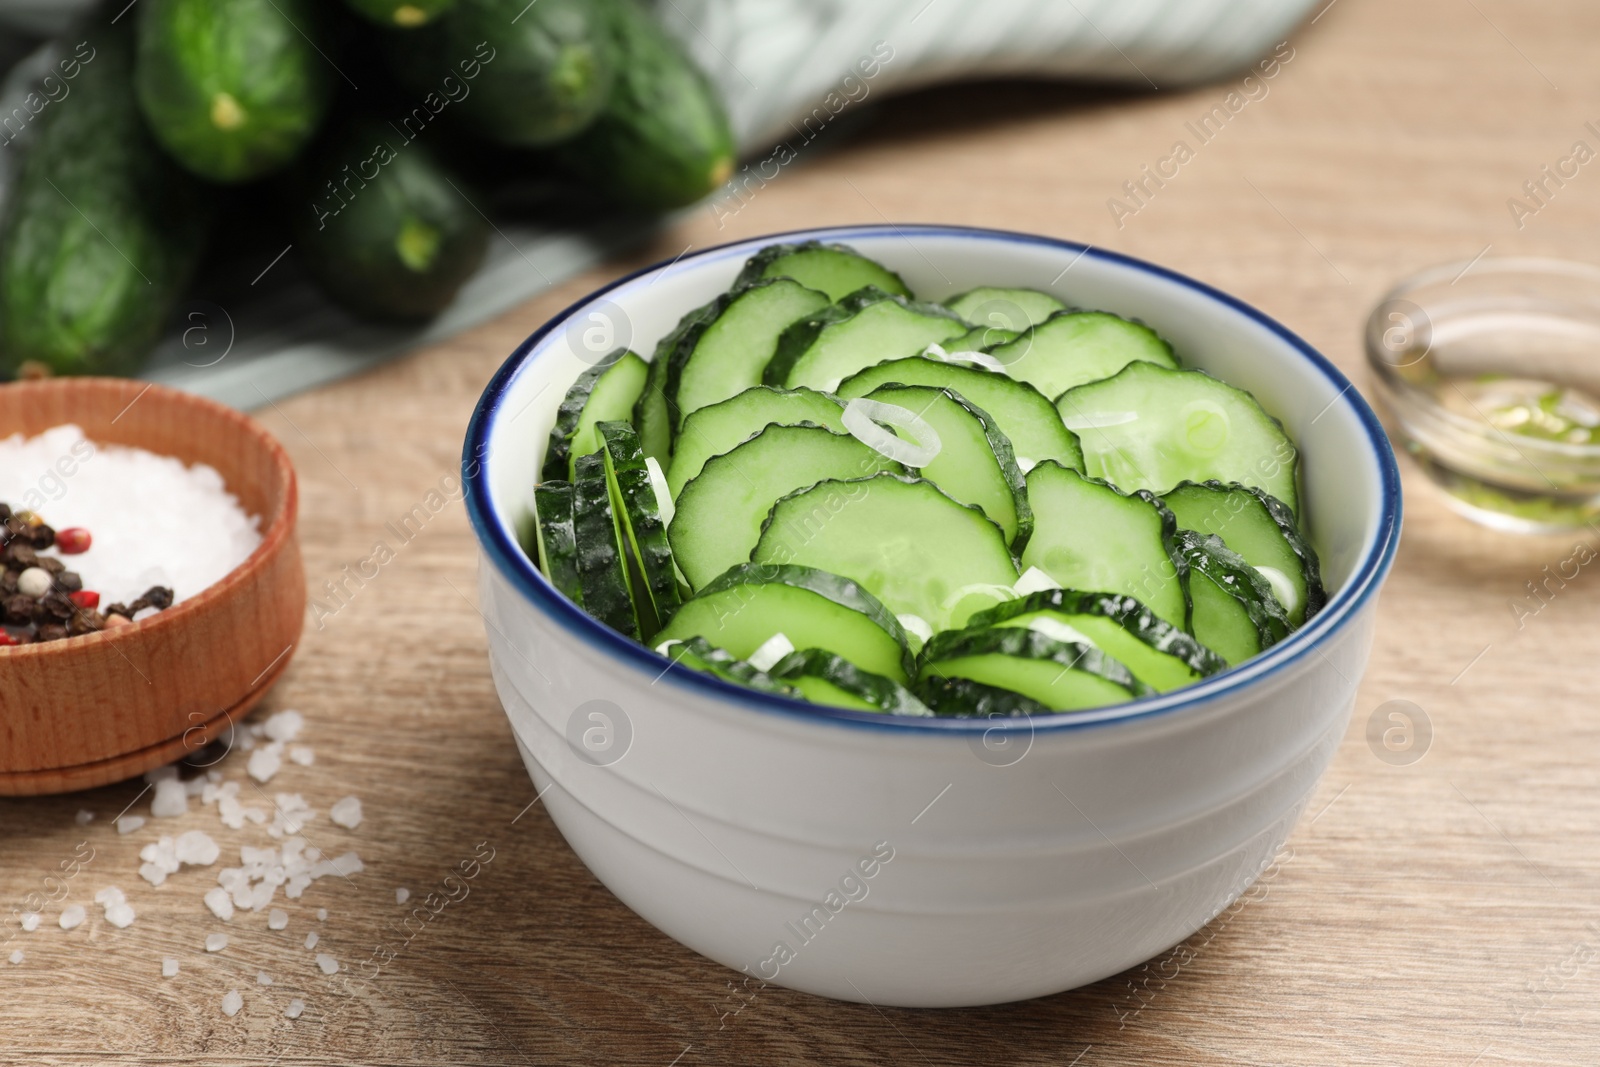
[0,630,17,646]
[69,590,100,610]
[55,527,91,554]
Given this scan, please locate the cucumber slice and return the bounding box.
[1057,361,1300,514]
[659,636,801,697]
[751,472,1019,631]
[770,648,932,715]
[916,675,1056,718]
[656,563,912,681]
[943,286,1067,329]
[1019,462,1189,629]
[1163,480,1325,625]
[1174,530,1291,666]
[668,386,844,496]
[543,348,650,482]
[598,421,680,637]
[532,481,584,607]
[633,350,674,468]
[660,278,832,430]
[765,287,969,391]
[572,452,641,637]
[669,424,900,589]
[735,241,912,302]
[836,355,1083,471]
[967,589,1226,692]
[988,310,1177,399]
[861,383,1032,550]
[917,627,1153,712]
[946,324,1020,352]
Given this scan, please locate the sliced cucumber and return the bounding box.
[572,452,640,637]
[770,648,931,714]
[667,386,843,496]
[751,473,1019,631]
[946,324,1019,352]
[655,563,912,681]
[861,383,1032,550]
[988,311,1177,399]
[543,348,649,482]
[916,675,1055,718]
[633,351,674,468]
[1174,530,1291,666]
[765,287,969,391]
[1057,361,1300,514]
[1163,480,1324,625]
[669,424,900,589]
[836,355,1083,471]
[944,286,1066,329]
[917,627,1153,712]
[966,589,1225,692]
[1019,462,1188,629]
[532,481,584,607]
[735,241,912,302]
[659,636,801,697]
[660,278,832,431]
[598,421,679,637]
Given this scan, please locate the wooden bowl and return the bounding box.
[0,378,305,795]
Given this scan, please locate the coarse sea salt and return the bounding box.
[94,887,135,929]
[284,998,304,1020]
[116,815,145,835]
[315,952,338,975]
[58,905,85,930]
[19,912,39,932]
[205,933,228,952]
[257,970,273,986]
[150,777,188,818]
[395,887,410,905]
[267,908,289,931]
[221,989,243,1017]
[162,958,179,978]
[329,796,362,829]
[8,950,21,965]
[0,424,262,607]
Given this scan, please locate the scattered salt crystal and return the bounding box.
[205,933,228,952]
[95,887,135,928]
[185,776,208,797]
[316,909,327,922]
[75,810,94,826]
[285,875,312,899]
[285,999,304,1019]
[243,806,267,825]
[288,746,314,766]
[116,815,145,835]
[395,887,410,905]
[8,950,21,965]
[221,989,243,1017]
[268,908,288,931]
[263,709,304,742]
[174,830,219,866]
[249,721,267,738]
[268,793,313,838]
[248,881,276,912]
[150,777,188,818]
[139,837,179,886]
[257,970,272,986]
[315,952,338,975]
[304,931,318,950]
[239,734,255,751]
[144,765,179,784]
[310,852,363,879]
[329,796,362,830]
[246,744,283,784]
[204,887,235,921]
[19,912,39,932]
[162,958,179,977]
[58,905,85,930]
[304,846,322,862]
[0,425,263,606]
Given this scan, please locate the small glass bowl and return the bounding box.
[1366,257,1600,532]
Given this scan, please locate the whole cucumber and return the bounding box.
[0,16,212,378]
[291,121,489,321]
[555,0,734,210]
[343,0,456,28]
[134,0,334,182]
[386,0,614,148]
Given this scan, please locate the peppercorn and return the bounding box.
[3,541,37,568]
[34,623,67,642]
[35,591,74,621]
[37,556,64,576]
[26,522,54,550]
[68,590,99,610]
[16,567,52,599]
[54,527,91,554]
[54,571,82,593]
[2,595,33,625]
[67,609,104,636]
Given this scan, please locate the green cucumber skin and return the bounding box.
[135,0,333,183]
[344,0,456,28]
[990,310,1176,399]
[390,0,615,148]
[292,122,489,321]
[763,286,969,388]
[770,648,932,716]
[966,588,1227,680]
[917,626,1155,703]
[543,348,648,483]
[1164,479,1326,624]
[943,286,1066,329]
[916,675,1055,719]
[572,452,640,638]
[667,386,845,496]
[1176,529,1292,660]
[597,420,680,633]
[734,241,913,302]
[633,352,675,467]
[553,0,733,209]
[651,284,737,433]
[0,20,212,378]
[863,382,1034,555]
[532,481,584,606]
[662,636,801,698]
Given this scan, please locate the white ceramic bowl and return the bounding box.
[464,225,1401,1008]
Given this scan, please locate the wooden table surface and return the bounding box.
[6,1,1600,1063]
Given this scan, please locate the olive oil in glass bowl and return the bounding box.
[1366,257,1600,532]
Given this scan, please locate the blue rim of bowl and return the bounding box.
[464,224,1402,735]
